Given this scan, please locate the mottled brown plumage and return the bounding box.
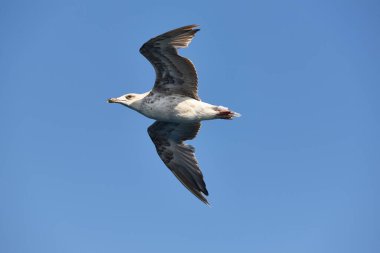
[140,25,200,100]
[148,121,208,204]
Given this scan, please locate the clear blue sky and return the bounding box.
[1,0,379,252]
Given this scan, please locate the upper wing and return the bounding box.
[147,121,208,204]
[139,25,200,100]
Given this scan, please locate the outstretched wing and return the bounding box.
[140,25,200,100]
[147,121,208,204]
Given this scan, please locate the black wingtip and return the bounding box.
[200,194,211,206]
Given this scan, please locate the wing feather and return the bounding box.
[140,25,200,100]
[147,121,209,204]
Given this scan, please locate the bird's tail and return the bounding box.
[215,106,241,120]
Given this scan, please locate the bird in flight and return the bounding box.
[108,25,240,204]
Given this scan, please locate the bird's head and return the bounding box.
[107,93,144,108]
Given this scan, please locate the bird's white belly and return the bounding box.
[140,95,217,123]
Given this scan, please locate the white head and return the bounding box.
[107,93,146,110]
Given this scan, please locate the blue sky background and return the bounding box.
[1,0,379,252]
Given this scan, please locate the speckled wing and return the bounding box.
[139,25,200,100]
[147,121,208,204]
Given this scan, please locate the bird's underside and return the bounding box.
[108,24,240,205]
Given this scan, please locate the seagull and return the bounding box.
[108,25,240,204]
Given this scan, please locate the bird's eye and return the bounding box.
[125,95,134,99]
